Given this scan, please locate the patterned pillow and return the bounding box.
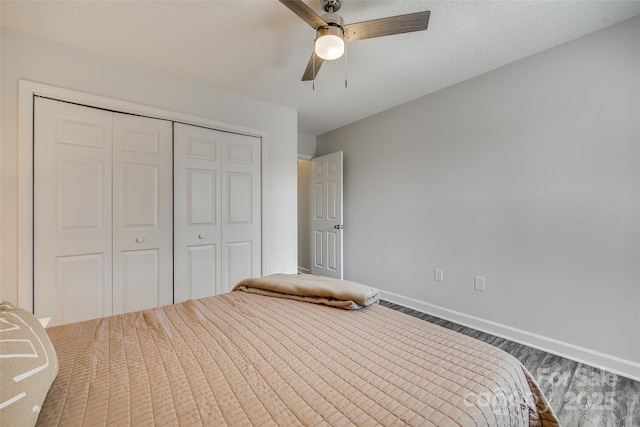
[0,301,58,426]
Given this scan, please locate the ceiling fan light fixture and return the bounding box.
[315,26,345,60]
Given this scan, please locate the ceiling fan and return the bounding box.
[279,0,431,82]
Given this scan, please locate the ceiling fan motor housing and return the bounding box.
[316,25,344,40]
[321,12,344,27]
[318,11,345,41]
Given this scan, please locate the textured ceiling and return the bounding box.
[2,0,640,135]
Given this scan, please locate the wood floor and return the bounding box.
[381,300,640,427]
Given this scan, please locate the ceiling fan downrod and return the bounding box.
[322,0,341,13]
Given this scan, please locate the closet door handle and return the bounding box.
[136,237,145,243]
[198,234,205,240]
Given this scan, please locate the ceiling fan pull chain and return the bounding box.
[344,36,348,88]
[313,39,316,90]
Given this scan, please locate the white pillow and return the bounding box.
[0,301,58,426]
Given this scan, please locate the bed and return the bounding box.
[4,274,559,426]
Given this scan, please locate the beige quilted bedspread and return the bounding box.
[38,292,559,426]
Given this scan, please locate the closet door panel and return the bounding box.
[226,241,253,290]
[187,245,218,299]
[120,249,160,313]
[119,163,160,227]
[57,159,104,230]
[56,254,105,325]
[221,132,261,292]
[34,98,113,325]
[174,123,222,302]
[112,114,173,314]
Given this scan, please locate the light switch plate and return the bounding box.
[474,276,485,292]
[434,269,444,282]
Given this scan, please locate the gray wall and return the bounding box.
[318,17,640,373]
[1,29,298,304]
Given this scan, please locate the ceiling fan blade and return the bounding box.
[302,51,325,81]
[279,0,328,29]
[345,10,430,42]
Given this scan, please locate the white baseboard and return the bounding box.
[379,289,640,383]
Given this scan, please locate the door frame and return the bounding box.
[17,79,269,313]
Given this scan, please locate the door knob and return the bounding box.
[198,234,205,239]
[135,237,145,243]
[333,225,344,230]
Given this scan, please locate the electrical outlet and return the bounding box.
[434,269,444,283]
[474,276,485,292]
[283,264,289,273]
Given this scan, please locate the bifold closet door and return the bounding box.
[34,98,173,325]
[174,123,261,301]
[221,132,261,292]
[173,123,222,302]
[34,98,114,325]
[112,114,173,314]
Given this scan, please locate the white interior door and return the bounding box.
[311,151,343,279]
[221,132,262,291]
[34,98,114,325]
[173,123,222,302]
[112,114,173,314]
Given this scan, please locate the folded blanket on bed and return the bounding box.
[232,273,379,309]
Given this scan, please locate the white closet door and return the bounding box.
[34,98,113,325]
[221,132,261,292]
[173,123,222,302]
[112,114,173,314]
